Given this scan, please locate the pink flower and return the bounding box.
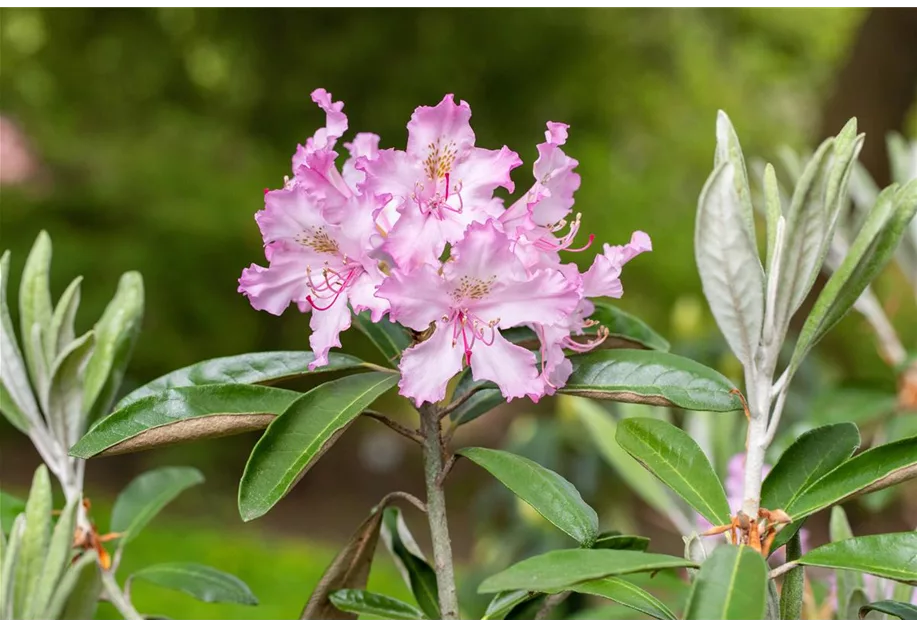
[360,95,522,270]
[377,221,579,405]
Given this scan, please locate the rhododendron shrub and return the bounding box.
[68,93,917,620]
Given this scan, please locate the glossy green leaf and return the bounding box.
[81,271,144,423]
[562,349,742,412]
[111,466,204,544]
[684,544,767,620]
[459,447,599,546]
[46,331,95,447]
[761,423,860,510]
[1,250,40,434]
[351,309,411,365]
[329,589,424,620]
[695,158,764,368]
[796,532,917,584]
[859,600,917,620]
[482,590,538,620]
[70,384,301,458]
[14,466,52,619]
[592,533,650,552]
[130,562,258,605]
[569,397,686,532]
[381,507,439,619]
[116,350,367,410]
[478,549,695,594]
[0,491,25,536]
[49,550,101,619]
[449,368,503,427]
[572,577,677,620]
[238,372,397,521]
[616,418,731,526]
[787,436,917,519]
[18,231,53,388]
[587,301,671,352]
[27,496,78,618]
[46,276,81,360]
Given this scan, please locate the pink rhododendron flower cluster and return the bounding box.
[240,89,651,406]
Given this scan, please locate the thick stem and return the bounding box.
[779,531,805,619]
[419,403,459,619]
[741,370,771,518]
[101,570,143,620]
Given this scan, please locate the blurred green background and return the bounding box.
[2,7,916,619]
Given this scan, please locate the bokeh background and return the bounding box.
[1,7,916,619]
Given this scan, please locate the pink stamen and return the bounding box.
[566,233,595,253]
[306,267,358,310]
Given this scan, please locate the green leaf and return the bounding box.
[81,271,144,423]
[0,491,25,536]
[46,331,95,447]
[572,577,677,620]
[329,589,424,620]
[1,251,40,434]
[791,182,917,372]
[46,276,82,360]
[70,384,301,458]
[482,590,538,620]
[761,423,860,511]
[116,350,368,410]
[351,309,411,365]
[111,466,204,544]
[586,301,671,352]
[684,544,768,620]
[14,466,52,619]
[1,515,24,619]
[796,532,917,584]
[27,496,78,618]
[238,372,397,521]
[859,600,917,620]
[695,158,764,368]
[48,549,101,619]
[779,530,804,620]
[381,507,439,619]
[562,349,742,412]
[19,231,53,388]
[763,163,783,273]
[808,388,897,427]
[616,417,731,526]
[301,500,387,619]
[477,549,695,594]
[713,111,757,244]
[829,506,863,620]
[459,447,599,546]
[592,532,650,552]
[449,368,503,427]
[569,397,686,532]
[787,436,917,520]
[130,562,258,605]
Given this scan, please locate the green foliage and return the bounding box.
[684,544,768,620]
[329,589,425,620]
[859,600,917,620]
[381,507,440,619]
[128,562,258,605]
[571,577,677,620]
[796,532,917,585]
[111,466,204,545]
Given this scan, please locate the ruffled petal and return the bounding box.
[529,122,580,225]
[582,230,652,299]
[255,187,326,249]
[308,291,352,369]
[382,207,451,272]
[445,220,522,284]
[406,94,475,162]
[342,132,381,189]
[475,268,580,329]
[375,264,451,332]
[238,250,310,316]
[470,331,542,402]
[452,146,522,205]
[397,322,464,406]
[348,267,390,323]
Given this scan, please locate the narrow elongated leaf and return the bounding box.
[859,600,917,620]
[27,496,78,618]
[572,577,677,620]
[19,231,53,387]
[774,139,834,333]
[81,271,144,423]
[562,349,742,412]
[570,397,687,532]
[780,530,804,620]
[695,159,764,367]
[70,384,301,458]
[46,276,81,359]
[616,418,731,526]
[15,466,52,619]
[351,309,411,365]
[130,562,257,605]
[1,515,24,619]
[1,251,41,432]
[588,301,671,352]
[329,589,424,620]
[478,549,695,594]
[760,423,860,510]
[787,436,917,519]
[238,372,397,521]
[381,507,439,619]
[302,497,389,619]
[830,506,863,621]
[763,163,782,273]
[111,467,204,544]
[116,350,367,410]
[49,549,101,619]
[482,590,538,620]
[798,532,917,584]
[592,533,650,552]
[713,111,757,241]
[47,331,95,447]
[460,447,599,546]
[449,368,503,427]
[684,544,767,620]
